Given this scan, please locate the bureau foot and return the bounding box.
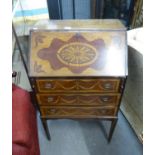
[41,118,51,140]
[108,118,118,143]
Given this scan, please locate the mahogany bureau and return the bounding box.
[28,19,128,142]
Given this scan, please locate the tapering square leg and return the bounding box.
[41,118,51,140]
[108,118,118,142]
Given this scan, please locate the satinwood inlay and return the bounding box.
[37,34,105,73]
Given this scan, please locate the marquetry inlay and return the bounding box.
[57,42,98,67]
[28,20,128,142]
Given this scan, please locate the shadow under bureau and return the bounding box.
[28,19,128,142]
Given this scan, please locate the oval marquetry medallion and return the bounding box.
[57,42,98,67]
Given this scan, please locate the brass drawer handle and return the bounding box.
[100,109,106,114]
[100,97,109,102]
[47,97,54,102]
[103,83,112,89]
[47,109,56,113]
[44,83,52,89]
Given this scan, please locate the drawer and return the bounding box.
[40,106,116,118]
[36,79,120,93]
[37,94,120,106]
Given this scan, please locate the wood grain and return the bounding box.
[37,93,121,106]
[40,106,116,118]
[29,23,127,77]
[36,78,120,93]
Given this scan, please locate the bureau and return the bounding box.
[28,19,128,142]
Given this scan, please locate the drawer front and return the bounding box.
[37,94,120,106]
[36,79,120,93]
[40,106,116,118]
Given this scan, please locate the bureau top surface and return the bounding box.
[29,20,128,77]
[32,19,126,31]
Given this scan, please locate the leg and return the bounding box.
[30,91,40,110]
[41,118,51,140]
[108,118,118,143]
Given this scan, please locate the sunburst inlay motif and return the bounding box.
[37,34,105,73]
[57,42,98,67]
